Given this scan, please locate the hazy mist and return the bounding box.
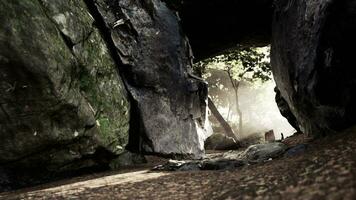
[212,80,295,140]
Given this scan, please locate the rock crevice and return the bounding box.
[87,0,212,157]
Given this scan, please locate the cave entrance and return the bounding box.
[195,46,296,151]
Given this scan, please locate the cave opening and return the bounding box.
[195,45,296,151]
[3,0,356,198]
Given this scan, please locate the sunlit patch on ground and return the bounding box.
[1,170,168,199]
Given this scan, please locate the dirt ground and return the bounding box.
[1,129,356,200]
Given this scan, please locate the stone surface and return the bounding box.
[0,0,213,190]
[39,0,131,155]
[153,158,245,172]
[154,142,288,172]
[274,87,301,132]
[0,0,129,189]
[90,0,212,158]
[109,151,147,169]
[242,142,287,163]
[205,133,239,150]
[271,0,356,135]
[5,0,356,193]
[201,159,245,170]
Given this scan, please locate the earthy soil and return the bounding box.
[1,129,356,200]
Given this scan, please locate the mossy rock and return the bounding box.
[0,0,130,189]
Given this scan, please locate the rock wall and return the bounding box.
[6,0,356,191]
[0,0,130,189]
[0,0,210,190]
[176,0,356,137]
[88,0,211,157]
[274,87,300,133]
[271,0,356,135]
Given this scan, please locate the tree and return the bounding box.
[208,97,238,141]
[196,45,272,136]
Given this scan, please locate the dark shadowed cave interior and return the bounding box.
[1,0,356,199]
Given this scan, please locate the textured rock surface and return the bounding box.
[153,158,245,171]
[89,0,211,157]
[0,0,212,190]
[242,142,287,162]
[109,151,147,169]
[205,133,239,150]
[274,87,300,132]
[154,142,287,172]
[6,0,356,193]
[271,0,356,135]
[0,0,129,189]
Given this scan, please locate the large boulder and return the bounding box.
[205,133,239,150]
[0,0,212,190]
[271,0,356,135]
[90,0,212,158]
[0,0,129,189]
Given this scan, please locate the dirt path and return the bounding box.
[1,129,356,200]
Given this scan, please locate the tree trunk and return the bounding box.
[234,89,243,134]
[208,97,238,141]
[227,70,243,135]
[226,102,231,121]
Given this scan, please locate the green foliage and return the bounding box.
[195,46,272,131]
[195,45,272,83]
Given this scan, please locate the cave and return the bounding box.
[1,0,356,198]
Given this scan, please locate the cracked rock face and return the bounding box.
[89,0,212,157]
[0,0,211,190]
[0,0,129,189]
[271,0,356,135]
